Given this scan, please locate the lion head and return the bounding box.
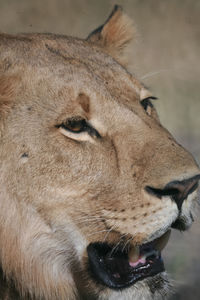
[0,5,199,300]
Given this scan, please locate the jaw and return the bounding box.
[87,241,165,290]
[72,231,170,300]
[76,193,198,300]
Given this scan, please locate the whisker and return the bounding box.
[109,233,128,257]
[71,212,103,220]
[87,229,110,237]
[109,240,122,257]
[73,217,105,225]
[103,224,116,242]
[122,236,134,252]
[140,69,171,80]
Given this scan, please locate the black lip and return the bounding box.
[87,242,164,290]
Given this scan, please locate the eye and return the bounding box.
[61,118,88,133]
[56,117,101,138]
[140,96,157,115]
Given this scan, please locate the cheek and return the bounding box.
[30,142,117,191]
[61,144,117,181]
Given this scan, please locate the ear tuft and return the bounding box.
[87,5,136,65]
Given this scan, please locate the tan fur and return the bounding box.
[0,7,199,300]
[0,75,20,115]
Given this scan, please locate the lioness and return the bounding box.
[0,5,199,300]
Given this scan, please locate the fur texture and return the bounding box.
[0,6,199,300]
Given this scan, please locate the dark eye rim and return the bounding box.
[140,96,158,111]
[56,118,101,138]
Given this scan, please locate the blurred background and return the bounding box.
[0,0,199,298]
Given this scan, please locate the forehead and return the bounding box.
[0,33,145,110]
[46,36,145,109]
[43,35,142,97]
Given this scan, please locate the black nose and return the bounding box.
[145,174,200,210]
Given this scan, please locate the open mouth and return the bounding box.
[87,230,170,289]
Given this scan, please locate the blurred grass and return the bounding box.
[0,0,200,298]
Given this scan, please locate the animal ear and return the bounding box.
[86,5,135,65]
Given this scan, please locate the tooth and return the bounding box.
[128,246,140,263]
[154,230,171,251]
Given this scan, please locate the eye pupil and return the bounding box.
[66,119,86,133]
[141,99,150,111]
[140,96,157,112]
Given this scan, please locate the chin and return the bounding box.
[80,273,171,300]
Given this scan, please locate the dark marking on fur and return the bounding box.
[111,139,120,175]
[1,58,12,71]
[78,93,90,114]
[21,153,28,158]
[45,44,68,60]
[0,266,21,300]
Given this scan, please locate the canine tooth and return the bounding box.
[154,230,171,251]
[128,246,140,263]
[129,258,146,268]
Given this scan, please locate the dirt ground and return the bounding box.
[0,0,200,298]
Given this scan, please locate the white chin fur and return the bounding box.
[97,272,171,300]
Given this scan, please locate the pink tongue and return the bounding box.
[129,258,146,268]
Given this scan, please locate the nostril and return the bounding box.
[145,186,179,199]
[166,175,200,210]
[146,174,200,211]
